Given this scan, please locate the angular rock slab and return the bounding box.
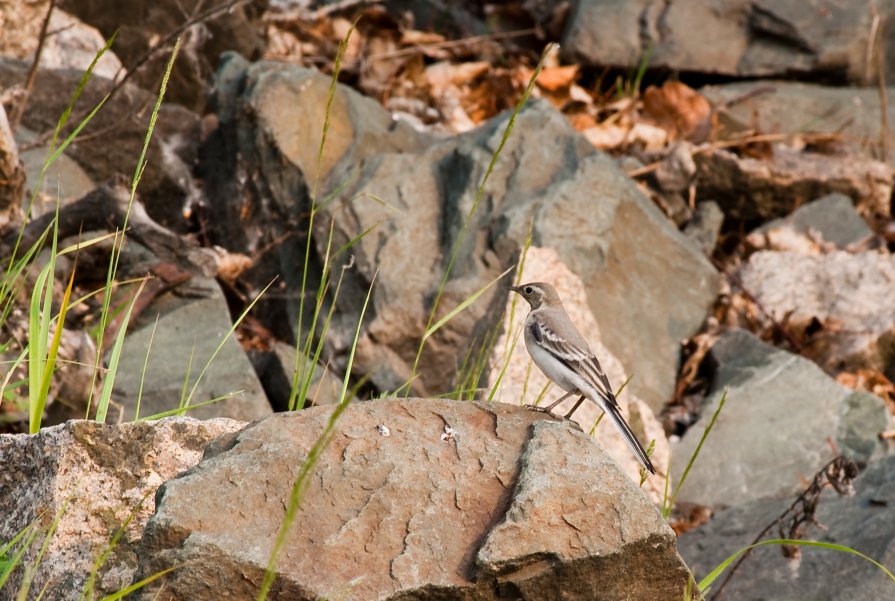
[749,193,873,250]
[563,0,895,84]
[136,399,694,600]
[702,81,895,173]
[678,455,895,601]
[740,250,895,376]
[0,417,245,600]
[317,95,717,409]
[111,277,273,422]
[693,146,893,222]
[671,330,889,509]
[477,422,689,599]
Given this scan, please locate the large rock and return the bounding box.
[203,58,718,409]
[563,0,895,84]
[199,53,431,336]
[320,97,717,408]
[678,455,895,600]
[740,250,895,376]
[136,398,695,600]
[111,276,273,421]
[0,417,244,600]
[671,329,889,509]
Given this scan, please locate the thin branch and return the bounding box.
[709,456,859,600]
[8,0,57,132]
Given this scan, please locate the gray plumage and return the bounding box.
[511,282,655,474]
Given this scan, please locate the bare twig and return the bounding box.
[710,456,859,600]
[626,131,849,179]
[8,0,57,132]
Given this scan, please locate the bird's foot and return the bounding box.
[524,404,557,416]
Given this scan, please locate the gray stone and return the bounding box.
[31,10,124,79]
[740,251,895,376]
[683,201,724,254]
[16,126,96,204]
[702,81,895,173]
[678,455,895,601]
[693,146,893,222]
[0,417,245,600]
[320,98,717,409]
[252,341,348,410]
[0,104,24,230]
[205,59,717,409]
[563,0,895,84]
[135,399,695,600]
[111,277,272,421]
[751,193,873,249]
[671,330,889,509]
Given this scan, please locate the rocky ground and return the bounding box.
[1,1,895,600]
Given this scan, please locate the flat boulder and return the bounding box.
[136,398,695,600]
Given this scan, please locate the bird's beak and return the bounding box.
[508,285,521,294]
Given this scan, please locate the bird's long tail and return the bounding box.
[596,397,655,475]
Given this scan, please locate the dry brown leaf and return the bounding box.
[400,29,446,46]
[566,112,597,132]
[642,81,712,143]
[536,64,579,92]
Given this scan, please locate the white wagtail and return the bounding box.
[510,282,655,474]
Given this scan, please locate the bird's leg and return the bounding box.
[563,395,587,420]
[545,391,575,412]
[525,391,574,413]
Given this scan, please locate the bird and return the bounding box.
[509,282,655,474]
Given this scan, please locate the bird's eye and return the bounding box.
[524,286,533,294]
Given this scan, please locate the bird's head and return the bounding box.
[509,282,561,309]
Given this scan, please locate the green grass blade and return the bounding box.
[663,388,727,519]
[182,281,274,410]
[95,278,148,423]
[422,265,514,343]
[697,538,895,593]
[135,315,160,421]
[99,565,180,601]
[0,520,40,589]
[486,328,520,403]
[89,37,181,413]
[35,261,76,415]
[295,18,357,401]
[136,393,241,422]
[27,213,59,433]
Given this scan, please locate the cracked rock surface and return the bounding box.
[135,398,693,600]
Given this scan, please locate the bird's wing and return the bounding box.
[530,314,619,408]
